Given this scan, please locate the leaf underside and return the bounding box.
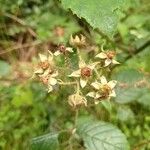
[77,121,129,150]
[31,132,59,150]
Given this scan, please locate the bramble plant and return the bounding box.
[32,35,129,150]
[1,0,149,150]
[31,0,132,149]
[34,35,119,107]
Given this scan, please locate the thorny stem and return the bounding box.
[67,107,79,150]
[76,80,80,94]
[74,109,79,128]
[101,40,106,51]
[68,137,73,150]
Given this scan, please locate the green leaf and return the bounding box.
[117,106,135,122]
[0,60,11,77]
[31,132,59,150]
[61,0,126,37]
[113,68,144,103]
[136,88,150,108]
[77,121,129,150]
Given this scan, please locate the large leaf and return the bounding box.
[31,132,59,150]
[61,0,126,37]
[112,68,144,103]
[136,88,150,108]
[77,121,129,150]
[113,47,150,104]
[117,106,135,122]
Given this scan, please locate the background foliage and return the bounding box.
[0,0,150,150]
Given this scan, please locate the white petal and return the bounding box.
[51,71,58,77]
[66,47,73,52]
[95,93,101,99]
[49,77,57,85]
[86,92,95,98]
[48,51,54,61]
[75,35,80,43]
[88,62,99,70]
[79,60,86,68]
[104,59,112,67]
[39,53,47,62]
[81,34,86,42]
[34,68,43,74]
[112,59,120,65]
[80,78,87,88]
[95,52,107,59]
[48,85,53,93]
[91,81,100,90]
[94,100,100,105]
[39,69,49,78]
[108,80,117,89]
[100,76,107,84]
[54,51,61,56]
[48,50,53,57]
[42,69,50,76]
[68,70,81,77]
[109,90,116,97]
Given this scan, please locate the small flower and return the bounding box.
[87,76,117,104]
[69,34,86,48]
[68,60,98,88]
[34,51,54,74]
[39,69,58,93]
[34,51,58,92]
[54,44,73,56]
[95,51,120,67]
[68,94,87,108]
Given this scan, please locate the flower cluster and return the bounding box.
[34,51,58,92]
[34,35,119,108]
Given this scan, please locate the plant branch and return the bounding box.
[0,40,42,55]
[124,38,150,62]
[3,13,37,37]
[74,109,79,128]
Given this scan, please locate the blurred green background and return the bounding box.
[0,0,150,150]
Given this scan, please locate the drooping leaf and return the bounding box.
[117,106,135,122]
[77,121,129,150]
[136,88,150,108]
[112,68,144,103]
[31,132,59,150]
[61,0,126,37]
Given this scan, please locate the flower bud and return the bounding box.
[68,94,87,108]
[69,34,86,48]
